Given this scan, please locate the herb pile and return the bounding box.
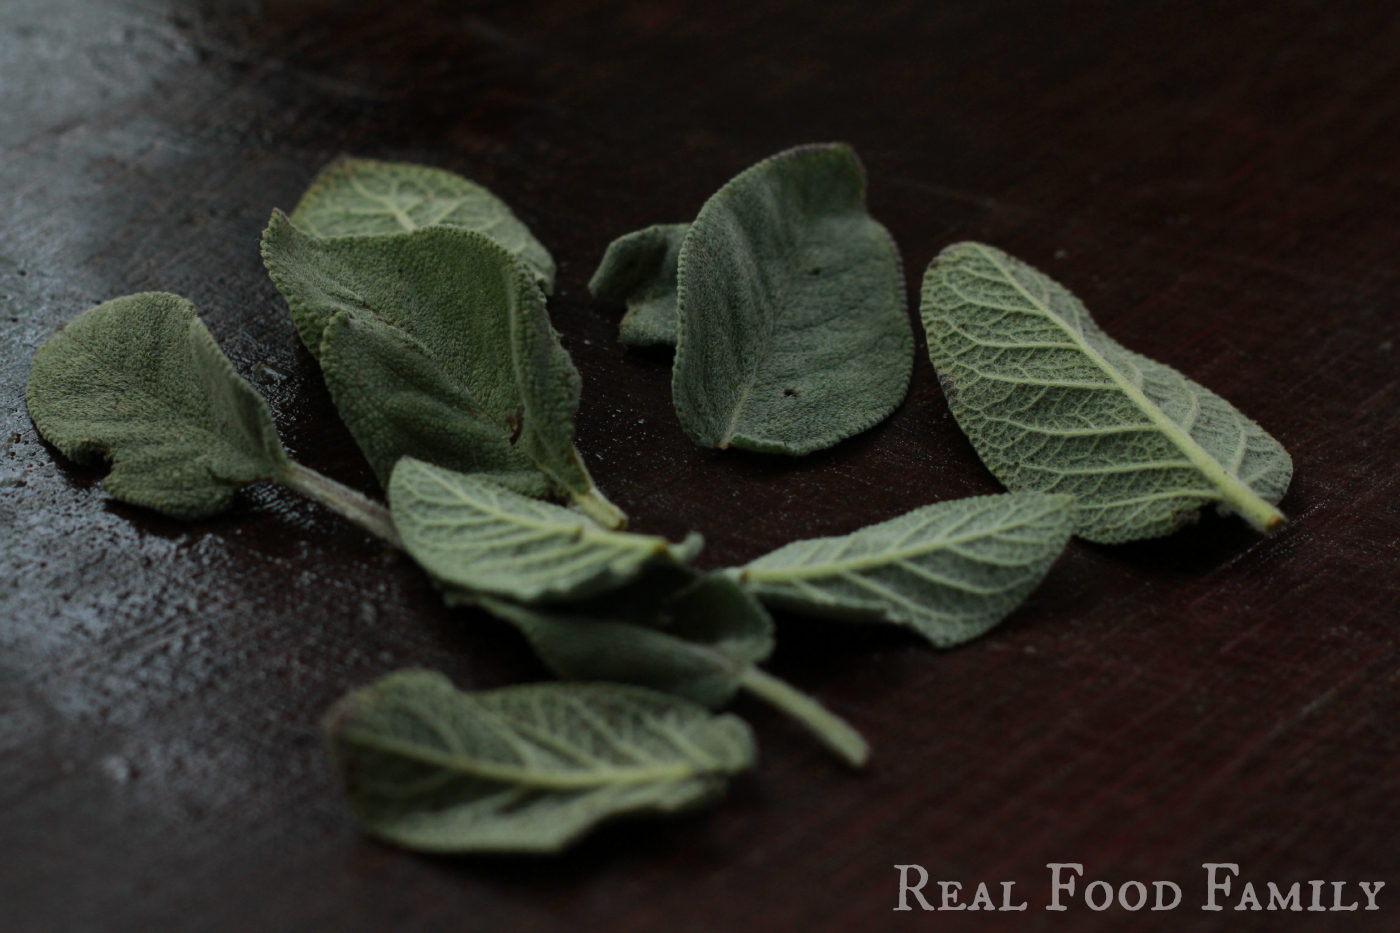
[25,149,1292,854]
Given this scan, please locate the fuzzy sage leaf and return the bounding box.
[672,143,913,455]
[921,243,1292,543]
[26,292,399,541]
[262,213,624,527]
[290,158,556,293]
[390,458,699,603]
[473,566,869,767]
[476,566,772,708]
[736,492,1075,647]
[26,292,291,519]
[588,223,688,346]
[323,670,755,854]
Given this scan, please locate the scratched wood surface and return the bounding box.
[2,1,1399,931]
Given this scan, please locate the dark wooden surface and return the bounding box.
[3,1,1399,930]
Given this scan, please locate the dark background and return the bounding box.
[2,1,1399,931]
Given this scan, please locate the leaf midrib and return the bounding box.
[713,182,822,449]
[416,470,664,557]
[341,729,705,789]
[349,176,419,232]
[742,506,1056,582]
[971,244,1281,527]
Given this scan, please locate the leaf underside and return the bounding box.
[739,492,1075,647]
[391,459,699,604]
[290,157,556,293]
[477,564,774,708]
[672,143,914,455]
[262,214,610,516]
[323,671,755,854]
[588,223,689,347]
[25,292,287,519]
[921,242,1292,543]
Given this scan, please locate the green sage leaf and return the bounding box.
[390,459,700,603]
[262,213,624,527]
[290,157,556,293]
[671,143,913,455]
[736,492,1075,647]
[25,292,288,519]
[588,223,688,346]
[921,242,1292,542]
[477,565,773,708]
[475,566,870,767]
[323,670,755,854]
[318,310,548,499]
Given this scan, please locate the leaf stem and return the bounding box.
[738,666,869,768]
[570,485,628,530]
[279,461,403,548]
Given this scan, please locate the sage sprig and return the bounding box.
[290,157,557,293]
[390,458,700,604]
[262,213,625,528]
[24,148,1302,861]
[670,143,914,455]
[735,492,1075,647]
[323,671,755,854]
[25,292,398,544]
[473,565,870,768]
[921,242,1292,542]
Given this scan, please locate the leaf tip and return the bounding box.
[671,531,705,564]
[844,741,872,770]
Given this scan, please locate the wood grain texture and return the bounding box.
[2,1,1399,931]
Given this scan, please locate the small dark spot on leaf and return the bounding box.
[506,404,525,444]
[783,387,800,397]
[808,267,821,276]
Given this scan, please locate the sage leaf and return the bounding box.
[323,670,755,854]
[262,212,625,528]
[390,458,700,603]
[671,143,913,455]
[25,292,289,519]
[475,566,870,768]
[477,565,773,708]
[736,492,1075,647]
[921,242,1292,542]
[318,310,549,499]
[588,223,688,346]
[26,292,403,541]
[290,157,556,293]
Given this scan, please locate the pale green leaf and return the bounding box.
[737,492,1075,647]
[477,565,773,708]
[474,566,869,767]
[323,670,755,854]
[588,223,688,346]
[921,243,1292,543]
[290,157,556,293]
[262,212,624,527]
[672,143,913,455]
[25,292,288,519]
[390,459,699,603]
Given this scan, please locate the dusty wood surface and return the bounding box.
[3,1,1399,930]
